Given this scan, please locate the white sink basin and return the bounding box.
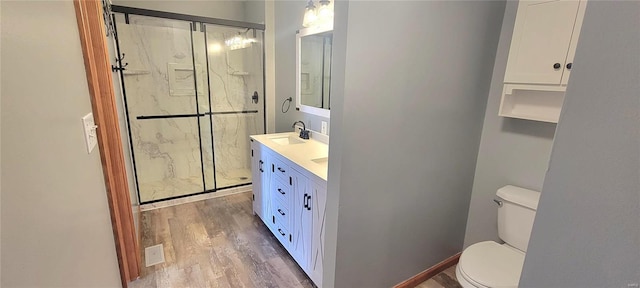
[311,157,328,165]
[270,135,305,145]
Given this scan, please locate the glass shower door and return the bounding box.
[202,24,265,189]
[116,15,206,203]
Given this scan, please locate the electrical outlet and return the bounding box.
[82,113,98,154]
[321,121,328,135]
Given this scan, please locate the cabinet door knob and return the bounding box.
[566,63,572,70]
[553,63,561,69]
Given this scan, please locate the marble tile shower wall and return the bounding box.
[117,15,262,202]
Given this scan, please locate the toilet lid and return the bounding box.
[459,241,525,288]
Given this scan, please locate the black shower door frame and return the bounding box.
[111,6,267,205]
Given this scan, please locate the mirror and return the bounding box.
[296,26,333,118]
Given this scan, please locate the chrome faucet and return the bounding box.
[292,121,310,139]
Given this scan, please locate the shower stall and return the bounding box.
[111,7,265,204]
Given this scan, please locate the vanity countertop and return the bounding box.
[250,132,328,182]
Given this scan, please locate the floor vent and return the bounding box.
[144,244,165,267]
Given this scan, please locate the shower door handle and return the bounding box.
[251,91,259,104]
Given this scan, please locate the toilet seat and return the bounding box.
[457,241,525,288]
[457,264,490,288]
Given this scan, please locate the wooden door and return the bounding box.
[504,0,580,85]
[73,1,140,286]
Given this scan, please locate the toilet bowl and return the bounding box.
[457,241,524,288]
[457,186,540,288]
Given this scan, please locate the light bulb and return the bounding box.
[317,0,333,27]
[302,0,317,28]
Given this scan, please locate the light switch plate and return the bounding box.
[82,113,98,154]
[321,121,328,135]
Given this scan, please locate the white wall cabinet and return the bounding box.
[500,0,587,123]
[250,139,327,287]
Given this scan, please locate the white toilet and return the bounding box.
[457,185,541,288]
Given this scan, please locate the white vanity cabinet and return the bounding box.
[267,156,295,249]
[250,134,328,287]
[500,0,587,123]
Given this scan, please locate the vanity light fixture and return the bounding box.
[303,0,333,28]
[317,0,334,27]
[302,0,318,28]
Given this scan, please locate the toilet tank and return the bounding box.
[497,185,541,252]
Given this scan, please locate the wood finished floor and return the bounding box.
[129,192,313,288]
[129,191,461,288]
[415,265,462,288]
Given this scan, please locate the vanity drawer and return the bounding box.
[273,219,293,249]
[272,199,292,230]
[271,177,293,206]
[271,157,290,183]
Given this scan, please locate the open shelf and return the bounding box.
[499,84,566,123]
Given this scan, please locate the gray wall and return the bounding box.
[520,1,640,286]
[274,1,330,134]
[463,1,556,247]
[323,0,349,285]
[245,0,265,24]
[1,1,122,287]
[328,1,505,286]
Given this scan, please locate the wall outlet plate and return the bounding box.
[82,113,98,154]
[321,121,328,135]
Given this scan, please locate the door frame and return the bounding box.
[73,1,140,286]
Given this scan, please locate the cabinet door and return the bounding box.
[504,0,580,85]
[560,1,587,85]
[260,153,271,222]
[250,140,263,217]
[291,170,311,272]
[309,181,327,287]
